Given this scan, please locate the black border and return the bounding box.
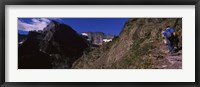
[0,0,199,87]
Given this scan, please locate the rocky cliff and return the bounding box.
[18,21,89,69]
[72,18,182,69]
[81,32,114,45]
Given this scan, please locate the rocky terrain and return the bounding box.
[72,18,182,69]
[81,32,114,45]
[18,18,182,69]
[18,21,89,69]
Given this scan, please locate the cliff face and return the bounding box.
[82,32,114,45]
[18,21,89,69]
[72,18,182,69]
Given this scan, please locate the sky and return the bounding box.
[18,18,129,35]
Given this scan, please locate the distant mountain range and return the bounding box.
[18,30,114,47]
[81,32,114,45]
[18,21,115,69]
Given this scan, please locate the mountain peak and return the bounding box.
[50,20,59,24]
[19,21,89,69]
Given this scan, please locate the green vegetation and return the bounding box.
[109,37,154,69]
[72,36,120,68]
[73,18,182,69]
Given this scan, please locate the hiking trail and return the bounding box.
[152,43,182,69]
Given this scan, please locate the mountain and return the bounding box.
[18,21,89,69]
[81,32,114,45]
[72,18,182,69]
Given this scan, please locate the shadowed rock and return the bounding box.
[18,21,89,69]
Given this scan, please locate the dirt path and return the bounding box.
[165,50,182,69]
[152,44,182,69]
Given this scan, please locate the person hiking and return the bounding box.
[162,26,175,54]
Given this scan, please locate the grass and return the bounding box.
[75,36,120,66]
[109,30,155,69]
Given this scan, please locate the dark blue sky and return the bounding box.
[18,18,129,35]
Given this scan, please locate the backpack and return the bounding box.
[166,29,172,38]
[173,31,179,37]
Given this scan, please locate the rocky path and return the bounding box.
[164,50,182,69]
[152,44,182,69]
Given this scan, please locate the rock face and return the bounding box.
[72,18,182,69]
[81,32,114,45]
[18,21,89,69]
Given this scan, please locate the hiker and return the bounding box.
[162,26,176,54]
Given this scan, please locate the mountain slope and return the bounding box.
[72,18,182,69]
